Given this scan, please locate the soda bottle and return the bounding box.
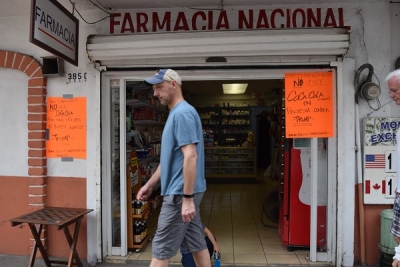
[214,252,221,267]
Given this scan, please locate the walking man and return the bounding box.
[137,69,210,267]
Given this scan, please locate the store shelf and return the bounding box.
[197,107,251,147]
[204,147,256,178]
[132,234,151,252]
[126,98,168,113]
[137,155,160,164]
[133,120,165,126]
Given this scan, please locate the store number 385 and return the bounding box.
[67,72,87,83]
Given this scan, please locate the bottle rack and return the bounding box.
[126,163,153,251]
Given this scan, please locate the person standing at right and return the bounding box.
[386,69,400,267]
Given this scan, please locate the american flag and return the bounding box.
[365,154,385,168]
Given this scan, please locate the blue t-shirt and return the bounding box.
[160,100,206,196]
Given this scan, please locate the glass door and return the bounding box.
[103,78,128,256]
[103,76,161,256]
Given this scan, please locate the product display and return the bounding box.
[198,107,220,146]
[204,147,256,178]
[197,107,251,146]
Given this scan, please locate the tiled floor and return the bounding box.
[129,174,328,265]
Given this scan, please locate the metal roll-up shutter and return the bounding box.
[86,28,349,67]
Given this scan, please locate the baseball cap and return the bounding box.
[144,69,182,86]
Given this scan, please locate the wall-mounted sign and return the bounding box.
[363,117,399,204]
[46,96,86,159]
[109,8,345,34]
[30,0,79,66]
[284,72,334,138]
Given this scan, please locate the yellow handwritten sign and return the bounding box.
[284,72,334,138]
[46,97,86,159]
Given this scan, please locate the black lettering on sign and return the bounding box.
[46,97,86,159]
[284,72,333,138]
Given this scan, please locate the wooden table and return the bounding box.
[10,207,93,267]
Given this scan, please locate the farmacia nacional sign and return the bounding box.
[109,7,344,34]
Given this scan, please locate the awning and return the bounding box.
[86,28,349,68]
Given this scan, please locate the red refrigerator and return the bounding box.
[279,140,327,251]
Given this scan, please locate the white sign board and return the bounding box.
[30,0,79,66]
[363,117,399,204]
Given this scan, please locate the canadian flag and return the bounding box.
[365,180,386,194]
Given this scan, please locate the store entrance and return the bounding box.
[103,68,333,264]
[122,76,300,264]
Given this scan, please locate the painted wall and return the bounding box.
[0,176,30,254]
[0,0,399,265]
[0,0,102,262]
[0,69,28,175]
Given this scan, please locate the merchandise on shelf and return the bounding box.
[203,127,215,147]
[127,87,163,107]
[196,107,251,147]
[204,147,256,178]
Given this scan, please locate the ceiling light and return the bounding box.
[222,83,248,94]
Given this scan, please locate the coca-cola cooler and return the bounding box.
[279,139,328,251]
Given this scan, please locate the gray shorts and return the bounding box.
[152,193,206,259]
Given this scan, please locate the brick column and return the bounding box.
[0,50,48,249]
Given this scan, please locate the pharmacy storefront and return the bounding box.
[0,1,399,267]
[87,6,355,263]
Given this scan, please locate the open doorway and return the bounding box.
[126,76,285,264]
[103,68,333,265]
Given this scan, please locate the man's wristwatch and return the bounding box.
[183,194,194,198]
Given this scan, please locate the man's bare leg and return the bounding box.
[150,258,169,267]
[192,249,211,267]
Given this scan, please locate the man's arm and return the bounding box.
[181,143,198,222]
[137,165,161,201]
[204,226,221,253]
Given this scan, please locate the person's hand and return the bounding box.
[393,259,400,267]
[214,244,221,254]
[136,185,152,201]
[182,198,196,222]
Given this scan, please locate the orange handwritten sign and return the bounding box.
[46,97,86,159]
[284,72,334,138]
